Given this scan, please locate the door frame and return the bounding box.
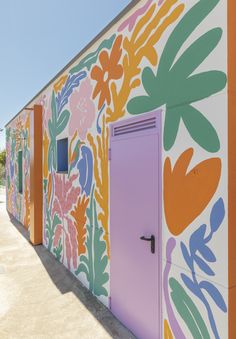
[109,109,163,337]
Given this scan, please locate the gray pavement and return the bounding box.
[0,189,135,339]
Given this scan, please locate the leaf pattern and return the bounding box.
[69,35,116,74]
[71,195,89,255]
[128,0,227,152]
[76,186,109,297]
[170,278,210,339]
[180,198,227,339]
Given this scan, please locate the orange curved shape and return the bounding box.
[164,148,221,236]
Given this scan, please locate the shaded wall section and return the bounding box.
[6,111,31,228]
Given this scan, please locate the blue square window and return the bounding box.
[57,138,68,173]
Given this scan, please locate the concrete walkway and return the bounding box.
[0,189,135,339]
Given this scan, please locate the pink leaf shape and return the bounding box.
[118,0,152,32]
[66,217,78,270]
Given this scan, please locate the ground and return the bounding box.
[0,188,134,339]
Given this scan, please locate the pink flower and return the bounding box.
[69,78,96,139]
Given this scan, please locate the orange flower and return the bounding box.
[91,35,123,109]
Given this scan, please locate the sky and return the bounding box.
[0,0,131,150]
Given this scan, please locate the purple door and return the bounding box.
[110,111,162,339]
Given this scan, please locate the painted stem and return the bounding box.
[163,238,186,339]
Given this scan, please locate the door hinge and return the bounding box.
[108,148,111,161]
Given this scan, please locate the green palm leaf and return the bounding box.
[127,0,227,152]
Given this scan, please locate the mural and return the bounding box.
[6,112,30,228]
[6,0,228,337]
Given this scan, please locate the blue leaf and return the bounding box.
[190,224,207,254]
[181,242,193,270]
[181,273,199,296]
[77,146,93,196]
[96,104,105,134]
[56,71,87,114]
[197,244,216,263]
[194,254,215,276]
[199,280,227,312]
[210,198,225,233]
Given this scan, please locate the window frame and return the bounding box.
[56,138,69,174]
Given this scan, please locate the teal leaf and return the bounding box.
[170,278,211,339]
[164,107,181,151]
[93,200,109,297]
[127,95,157,114]
[181,104,220,152]
[171,71,227,106]
[142,67,157,97]
[171,28,223,79]
[56,109,70,135]
[80,254,89,268]
[76,263,89,280]
[158,0,220,74]
[52,213,61,232]
[127,0,226,152]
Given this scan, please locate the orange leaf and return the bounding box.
[164,148,221,236]
[71,195,89,255]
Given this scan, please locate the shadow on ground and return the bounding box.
[8,212,135,339]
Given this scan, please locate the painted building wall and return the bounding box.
[6,0,229,337]
[6,111,31,228]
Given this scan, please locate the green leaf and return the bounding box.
[76,263,89,280]
[170,278,211,339]
[80,254,89,268]
[52,213,61,232]
[56,109,70,135]
[170,71,227,107]
[181,105,220,152]
[127,95,157,115]
[158,0,220,74]
[70,34,116,74]
[171,28,223,79]
[51,91,57,126]
[127,0,226,152]
[93,200,109,297]
[78,186,109,298]
[48,120,55,140]
[164,107,181,151]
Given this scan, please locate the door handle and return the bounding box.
[140,235,155,254]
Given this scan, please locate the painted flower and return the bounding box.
[91,35,123,109]
[69,78,96,139]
